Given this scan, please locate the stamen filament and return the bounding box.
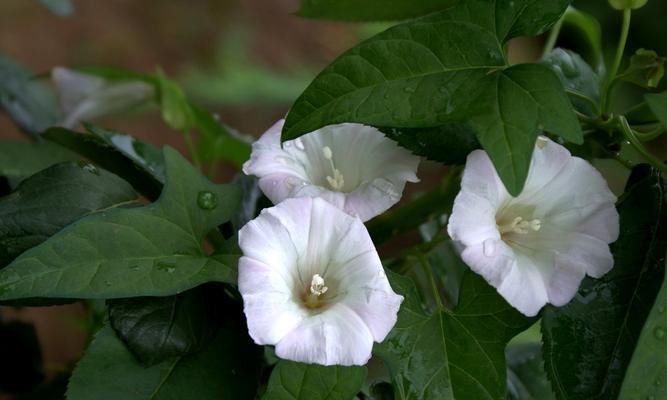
[322,146,345,190]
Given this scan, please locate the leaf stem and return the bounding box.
[601,9,632,114]
[542,16,565,57]
[417,253,444,311]
[617,116,667,174]
[183,129,202,169]
[565,89,601,116]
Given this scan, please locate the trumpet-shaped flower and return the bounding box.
[52,67,154,129]
[242,119,420,221]
[238,197,403,365]
[447,137,619,316]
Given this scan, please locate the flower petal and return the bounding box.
[238,257,307,345]
[447,191,500,246]
[244,120,419,221]
[496,253,550,317]
[275,303,374,366]
[460,239,515,287]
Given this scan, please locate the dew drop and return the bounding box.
[403,86,415,93]
[129,265,140,271]
[654,378,662,387]
[78,161,100,175]
[104,280,112,287]
[658,306,665,314]
[294,138,305,150]
[372,178,400,201]
[654,326,665,340]
[197,191,218,210]
[156,262,177,273]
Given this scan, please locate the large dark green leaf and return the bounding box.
[262,361,366,400]
[541,48,600,115]
[374,270,534,399]
[541,165,667,400]
[108,284,222,366]
[282,0,578,195]
[0,161,136,267]
[0,54,62,138]
[0,140,78,185]
[43,125,164,200]
[379,123,480,165]
[618,257,667,399]
[0,147,240,301]
[67,322,262,400]
[506,343,555,400]
[296,0,456,21]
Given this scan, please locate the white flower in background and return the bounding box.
[447,137,619,316]
[242,119,420,222]
[238,197,403,365]
[52,67,154,129]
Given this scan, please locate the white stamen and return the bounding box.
[499,216,542,234]
[310,274,328,296]
[322,146,345,190]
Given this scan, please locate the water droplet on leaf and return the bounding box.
[654,326,665,340]
[197,191,217,210]
[78,161,100,175]
[403,86,415,93]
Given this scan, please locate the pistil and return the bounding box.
[322,146,345,190]
[498,216,542,234]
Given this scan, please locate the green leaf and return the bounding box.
[0,161,136,268]
[43,125,165,200]
[374,270,534,399]
[108,284,222,366]
[0,147,241,301]
[191,105,252,169]
[35,0,74,16]
[156,70,195,132]
[0,53,62,139]
[0,319,44,393]
[67,322,262,400]
[562,7,603,70]
[645,92,667,130]
[296,0,456,22]
[0,140,78,185]
[262,361,366,400]
[506,343,555,400]
[541,165,667,400]
[541,48,600,115]
[618,49,666,89]
[619,257,667,399]
[282,0,579,195]
[379,123,480,165]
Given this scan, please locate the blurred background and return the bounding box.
[0,0,665,398]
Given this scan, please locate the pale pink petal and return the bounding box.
[275,303,374,366]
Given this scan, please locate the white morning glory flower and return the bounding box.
[238,197,403,365]
[52,67,154,129]
[447,137,619,316]
[242,119,420,222]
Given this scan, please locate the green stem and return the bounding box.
[633,124,665,141]
[542,16,564,57]
[417,253,444,311]
[566,89,601,116]
[183,129,202,169]
[601,9,631,114]
[618,116,667,174]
